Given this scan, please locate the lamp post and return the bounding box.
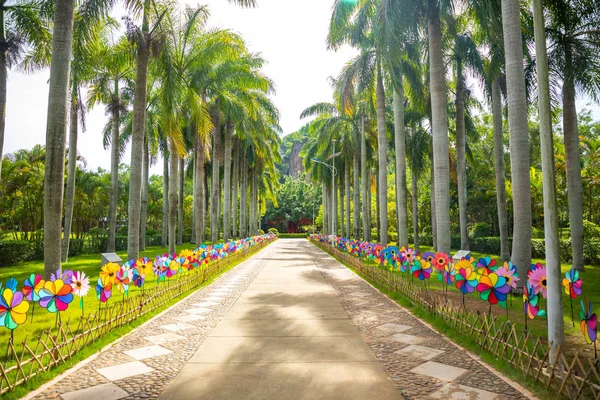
[311,142,340,247]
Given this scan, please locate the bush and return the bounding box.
[469,222,492,238]
[279,233,307,238]
[583,220,600,238]
[532,227,545,239]
[0,241,32,266]
[68,238,85,257]
[268,228,279,237]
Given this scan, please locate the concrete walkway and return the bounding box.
[160,239,402,400]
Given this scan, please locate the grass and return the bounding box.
[0,239,273,399]
[316,241,564,399]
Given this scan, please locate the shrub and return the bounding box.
[469,222,492,238]
[68,238,85,257]
[532,227,545,239]
[583,220,600,238]
[268,228,279,237]
[279,233,307,238]
[0,241,32,266]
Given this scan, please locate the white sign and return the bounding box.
[452,250,471,262]
[101,253,123,267]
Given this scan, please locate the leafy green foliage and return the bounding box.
[263,176,321,233]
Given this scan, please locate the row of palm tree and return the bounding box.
[0,0,280,273]
[302,0,600,360]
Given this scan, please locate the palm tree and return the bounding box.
[546,0,600,271]
[450,18,484,251]
[42,0,76,277]
[88,37,133,253]
[406,121,430,249]
[501,0,533,278]
[0,0,51,182]
[532,0,563,362]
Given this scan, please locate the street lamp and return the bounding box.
[310,140,340,247]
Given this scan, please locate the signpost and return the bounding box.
[452,250,471,263]
[101,253,123,267]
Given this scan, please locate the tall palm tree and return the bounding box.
[546,0,600,271]
[42,0,76,277]
[501,0,533,278]
[532,0,563,362]
[0,0,51,182]
[88,37,133,253]
[406,121,430,249]
[60,14,116,261]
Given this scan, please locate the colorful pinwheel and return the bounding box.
[528,265,548,299]
[23,274,44,322]
[135,257,153,278]
[71,271,90,297]
[50,269,74,285]
[96,278,112,303]
[0,283,29,331]
[580,298,597,346]
[115,267,131,295]
[132,268,144,288]
[38,280,74,313]
[454,261,478,295]
[475,256,497,277]
[476,273,510,310]
[563,268,582,299]
[411,259,432,281]
[523,282,545,324]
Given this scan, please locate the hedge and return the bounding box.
[0,234,168,267]
[279,233,307,238]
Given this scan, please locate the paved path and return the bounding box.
[28,239,532,400]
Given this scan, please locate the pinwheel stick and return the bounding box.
[80,297,84,319]
[488,302,492,317]
[570,294,575,328]
[30,302,36,323]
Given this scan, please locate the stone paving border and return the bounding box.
[26,243,277,400]
[307,241,537,400]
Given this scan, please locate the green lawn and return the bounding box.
[383,243,600,353]
[0,242,213,355]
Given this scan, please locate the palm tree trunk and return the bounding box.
[177,157,184,246]
[240,153,248,237]
[533,0,563,360]
[139,136,149,250]
[322,180,328,234]
[353,130,360,238]
[375,167,380,241]
[61,90,78,263]
[204,163,209,239]
[232,137,240,238]
[345,160,351,238]
[393,87,408,247]
[376,62,388,244]
[194,135,205,244]
[127,23,151,261]
[43,0,75,277]
[428,1,450,253]
[169,139,178,254]
[250,169,256,236]
[361,117,370,241]
[191,148,197,244]
[501,0,533,278]
[412,164,419,250]
[339,174,344,236]
[223,123,233,242]
[331,173,336,236]
[107,82,120,252]
[210,114,221,244]
[0,23,7,183]
[430,149,437,250]
[162,151,169,247]
[455,59,469,250]
[492,78,510,261]
[563,48,585,271]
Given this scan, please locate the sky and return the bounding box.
[4,0,356,175]
[3,0,599,176]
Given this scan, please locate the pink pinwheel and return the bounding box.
[528,265,548,298]
[70,271,90,297]
[496,262,520,290]
[580,299,597,345]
